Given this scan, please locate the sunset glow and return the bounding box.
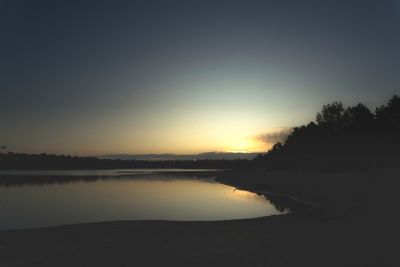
[1,0,399,156]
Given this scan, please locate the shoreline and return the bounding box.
[0,167,398,266]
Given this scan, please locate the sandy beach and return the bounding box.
[0,167,398,267]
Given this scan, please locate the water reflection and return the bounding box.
[0,171,290,230]
[0,169,215,187]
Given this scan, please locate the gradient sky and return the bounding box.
[1,0,400,155]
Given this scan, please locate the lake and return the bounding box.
[0,170,287,230]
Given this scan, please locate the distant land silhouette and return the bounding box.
[0,153,251,170]
[1,95,399,171]
[101,152,259,161]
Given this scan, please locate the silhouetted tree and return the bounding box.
[316,101,345,129]
[375,95,400,124]
[344,103,374,124]
[270,142,283,153]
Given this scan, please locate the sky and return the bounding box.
[1,0,400,155]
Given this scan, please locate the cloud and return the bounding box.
[255,128,293,145]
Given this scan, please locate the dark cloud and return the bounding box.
[256,128,293,145]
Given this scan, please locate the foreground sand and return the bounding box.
[0,168,398,266]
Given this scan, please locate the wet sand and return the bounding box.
[0,168,398,266]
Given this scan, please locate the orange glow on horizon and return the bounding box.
[221,136,269,153]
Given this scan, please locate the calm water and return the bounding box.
[0,170,286,230]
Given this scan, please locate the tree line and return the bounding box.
[254,95,400,170]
